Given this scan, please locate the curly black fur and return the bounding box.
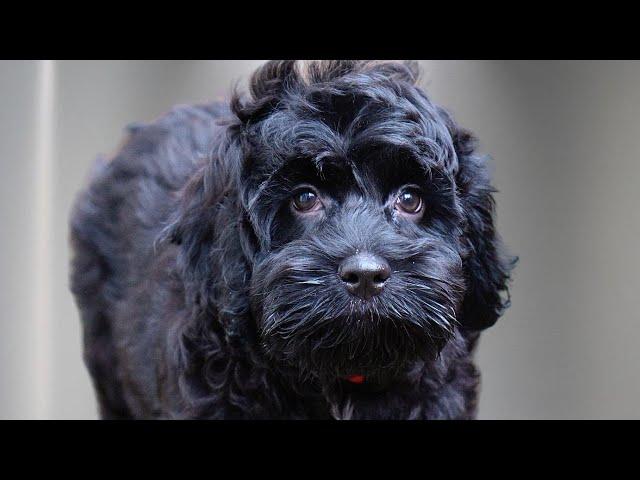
[70,60,515,419]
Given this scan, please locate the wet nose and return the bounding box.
[338,253,391,300]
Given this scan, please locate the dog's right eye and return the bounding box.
[292,188,322,213]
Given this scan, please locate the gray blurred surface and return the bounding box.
[1,60,638,419]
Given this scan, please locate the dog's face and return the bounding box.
[169,61,513,395]
[249,144,466,387]
[236,62,479,389]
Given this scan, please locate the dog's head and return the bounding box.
[168,61,515,391]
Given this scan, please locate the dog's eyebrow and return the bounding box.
[246,153,350,211]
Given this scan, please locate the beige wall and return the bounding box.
[1,60,638,419]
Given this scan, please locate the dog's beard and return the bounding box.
[250,235,465,388]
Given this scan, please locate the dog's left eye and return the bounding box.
[292,188,322,213]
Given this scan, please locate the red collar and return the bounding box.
[344,374,365,384]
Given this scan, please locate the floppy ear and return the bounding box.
[159,127,256,315]
[451,125,517,331]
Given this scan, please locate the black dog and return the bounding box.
[70,60,515,419]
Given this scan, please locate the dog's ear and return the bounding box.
[159,127,253,312]
[161,161,229,311]
[444,113,516,331]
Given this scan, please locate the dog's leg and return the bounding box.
[82,312,132,420]
[70,206,133,419]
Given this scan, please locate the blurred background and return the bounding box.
[1,60,639,419]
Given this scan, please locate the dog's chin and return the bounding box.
[260,312,451,394]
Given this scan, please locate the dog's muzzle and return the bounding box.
[250,213,464,383]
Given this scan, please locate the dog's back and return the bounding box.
[69,103,228,418]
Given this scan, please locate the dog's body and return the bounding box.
[70,61,514,419]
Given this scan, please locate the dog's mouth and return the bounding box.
[261,311,448,395]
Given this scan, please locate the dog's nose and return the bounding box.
[338,253,391,300]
